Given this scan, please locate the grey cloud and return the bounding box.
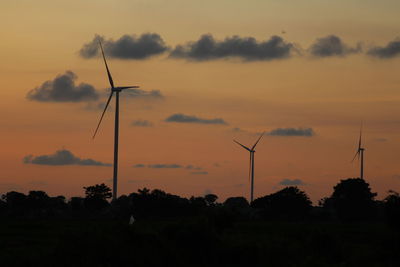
[80,33,168,60]
[309,35,361,57]
[268,127,315,137]
[124,88,164,99]
[170,34,294,61]
[368,39,400,58]
[27,71,99,102]
[148,164,182,169]
[165,113,227,125]
[23,149,111,166]
[131,120,154,127]
[279,179,305,186]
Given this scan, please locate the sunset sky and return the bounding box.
[1,0,400,203]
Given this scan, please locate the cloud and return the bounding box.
[148,164,182,169]
[309,35,361,57]
[124,88,164,99]
[133,164,146,168]
[23,149,111,166]
[131,120,154,127]
[27,71,99,102]
[80,33,169,60]
[185,165,203,170]
[191,171,209,175]
[170,34,294,61]
[165,113,227,125]
[367,39,400,58]
[267,127,315,137]
[279,179,305,186]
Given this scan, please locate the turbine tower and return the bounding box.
[234,132,265,203]
[352,125,365,179]
[93,41,139,201]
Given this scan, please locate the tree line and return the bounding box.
[1,178,400,226]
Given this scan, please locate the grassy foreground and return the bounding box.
[1,218,399,267]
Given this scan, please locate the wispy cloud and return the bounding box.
[27,71,99,102]
[185,165,203,170]
[23,149,111,166]
[170,34,294,61]
[131,120,154,127]
[147,164,182,169]
[80,33,169,60]
[133,164,146,168]
[165,113,227,125]
[268,127,315,137]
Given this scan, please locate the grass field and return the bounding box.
[1,218,399,266]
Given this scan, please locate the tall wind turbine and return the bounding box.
[93,41,139,201]
[352,125,365,179]
[234,132,265,203]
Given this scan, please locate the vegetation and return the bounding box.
[1,178,399,266]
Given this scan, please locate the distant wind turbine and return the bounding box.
[234,132,265,203]
[352,125,365,179]
[93,41,139,201]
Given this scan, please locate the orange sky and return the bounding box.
[1,0,400,203]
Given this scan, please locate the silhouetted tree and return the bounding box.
[224,197,249,209]
[204,194,218,206]
[384,190,400,228]
[328,178,377,221]
[138,187,150,195]
[252,186,312,220]
[83,183,112,200]
[223,197,252,219]
[128,188,192,218]
[83,184,112,211]
[189,196,207,212]
[27,190,50,209]
[69,197,84,211]
[2,191,27,215]
[0,199,6,215]
[111,195,132,218]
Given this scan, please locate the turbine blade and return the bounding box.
[116,86,140,90]
[99,40,115,89]
[234,140,251,151]
[92,92,114,139]
[351,150,360,163]
[251,131,265,150]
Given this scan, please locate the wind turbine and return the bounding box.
[352,125,365,179]
[93,41,139,201]
[234,132,265,203]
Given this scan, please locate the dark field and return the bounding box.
[1,218,400,267]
